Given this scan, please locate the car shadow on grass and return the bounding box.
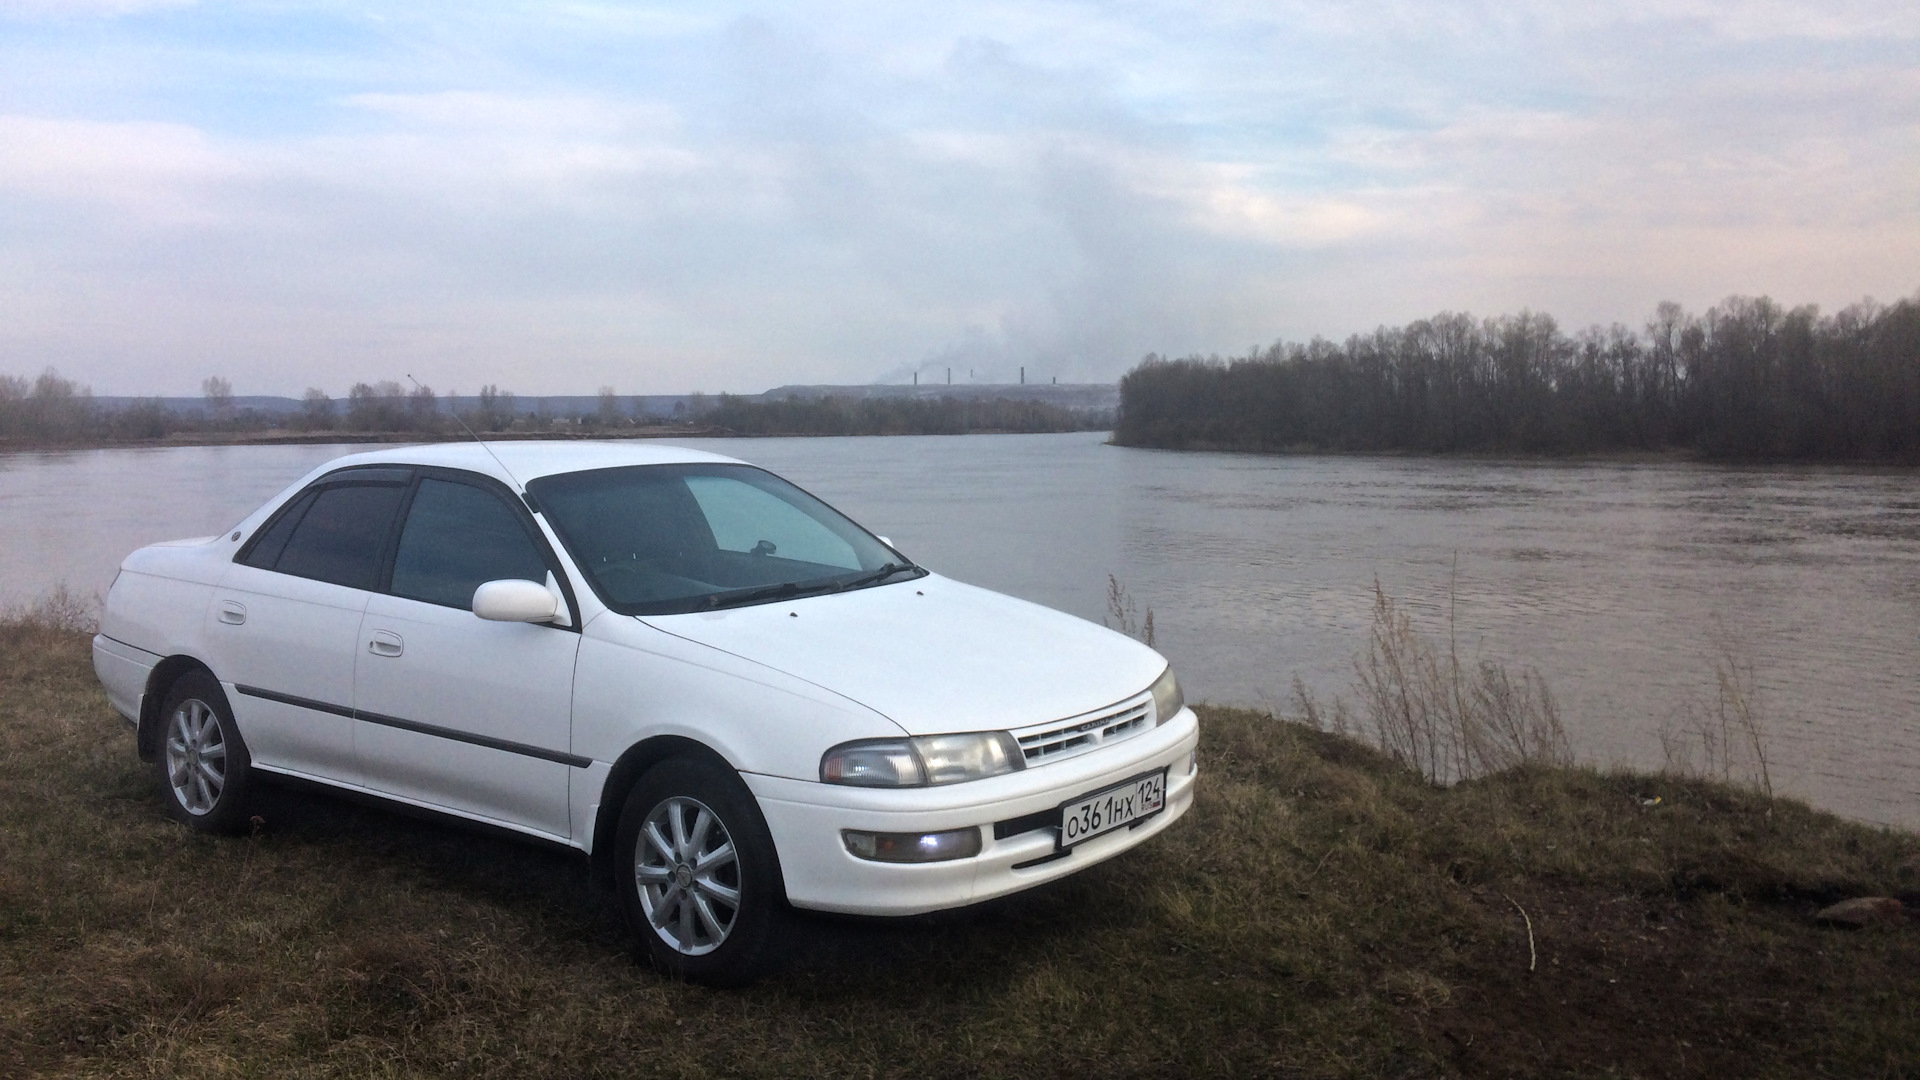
[237,775,1108,997]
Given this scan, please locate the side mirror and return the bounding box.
[472,578,560,622]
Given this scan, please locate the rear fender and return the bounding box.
[137,656,220,762]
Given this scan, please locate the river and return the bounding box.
[3,433,1915,829]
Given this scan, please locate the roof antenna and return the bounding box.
[408,374,537,507]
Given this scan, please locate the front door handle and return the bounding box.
[367,630,403,657]
[218,601,247,625]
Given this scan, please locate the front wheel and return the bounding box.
[155,670,254,833]
[615,756,788,985]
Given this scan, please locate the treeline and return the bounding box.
[306,382,537,434]
[1114,295,1920,460]
[0,377,639,443]
[703,393,1106,436]
[0,372,184,441]
[0,373,1106,444]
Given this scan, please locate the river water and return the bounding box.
[3,433,1916,829]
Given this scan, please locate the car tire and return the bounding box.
[155,670,255,833]
[615,755,789,986]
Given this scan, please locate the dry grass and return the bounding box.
[1,585,99,635]
[2,616,1917,1078]
[1102,574,1155,647]
[1658,622,1777,799]
[1297,582,1571,786]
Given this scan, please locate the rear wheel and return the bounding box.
[615,755,788,985]
[155,670,254,833]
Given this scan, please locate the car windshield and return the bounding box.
[527,463,921,615]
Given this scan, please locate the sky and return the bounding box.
[1,1,1916,397]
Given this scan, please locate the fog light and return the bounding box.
[1187,749,1198,776]
[842,827,982,863]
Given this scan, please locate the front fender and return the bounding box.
[571,619,904,780]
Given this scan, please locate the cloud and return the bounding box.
[0,116,240,223]
[0,1,1915,395]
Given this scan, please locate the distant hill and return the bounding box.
[757,383,1119,411]
[93,395,308,415]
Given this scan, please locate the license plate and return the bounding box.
[1057,769,1167,849]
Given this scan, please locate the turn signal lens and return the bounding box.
[843,827,983,863]
[820,739,923,786]
[1150,666,1184,725]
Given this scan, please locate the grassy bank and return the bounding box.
[3,617,1917,1078]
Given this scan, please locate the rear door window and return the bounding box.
[264,483,406,591]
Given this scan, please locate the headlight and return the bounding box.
[1150,665,1184,725]
[821,732,1026,787]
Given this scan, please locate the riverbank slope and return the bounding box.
[2,617,1915,1077]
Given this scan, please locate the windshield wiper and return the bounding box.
[833,562,924,592]
[695,579,836,611]
[691,563,922,612]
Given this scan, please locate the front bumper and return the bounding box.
[745,707,1200,916]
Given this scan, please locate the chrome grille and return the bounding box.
[1013,694,1152,765]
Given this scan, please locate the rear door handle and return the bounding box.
[367,630,403,657]
[218,601,247,625]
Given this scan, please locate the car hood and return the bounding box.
[638,573,1166,735]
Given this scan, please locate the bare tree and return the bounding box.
[20,369,93,439]
[298,388,334,431]
[476,384,515,431]
[202,375,234,419]
[407,382,439,432]
[347,381,407,431]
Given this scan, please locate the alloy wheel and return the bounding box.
[633,796,741,955]
[165,698,227,816]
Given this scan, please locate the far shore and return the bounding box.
[1104,436,1920,469]
[7,428,1919,468]
[0,424,1093,453]
[0,425,724,453]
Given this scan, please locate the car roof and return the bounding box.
[313,440,749,487]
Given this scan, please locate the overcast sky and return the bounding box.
[2,1,1916,397]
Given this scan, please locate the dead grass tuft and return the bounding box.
[1,584,100,636]
[1298,581,1571,785]
[1658,620,1777,799]
[1102,574,1155,646]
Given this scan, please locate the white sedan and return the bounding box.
[92,442,1198,984]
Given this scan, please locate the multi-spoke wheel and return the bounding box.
[166,696,228,815]
[155,670,253,832]
[616,756,788,985]
[634,796,741,954]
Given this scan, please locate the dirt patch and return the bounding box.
[1426,883,1918,1078]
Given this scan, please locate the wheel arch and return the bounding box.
[137,655,220,763]
[589,734,740,879]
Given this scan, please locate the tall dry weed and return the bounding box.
[1657,620,1774,799]
[0,583,99,635]
[1301,581,1570,785]
[1103,574,1155,647]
